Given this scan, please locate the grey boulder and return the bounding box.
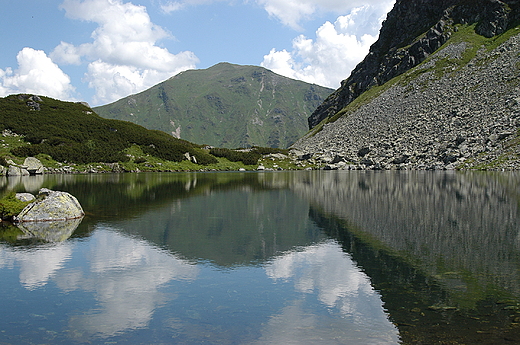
[14,188,84,222]
[23,157,44,175]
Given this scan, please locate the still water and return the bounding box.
[0,171,519,344]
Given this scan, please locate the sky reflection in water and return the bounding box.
[5,170,517,343]
[0,172,400,344]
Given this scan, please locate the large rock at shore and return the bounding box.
[14,188,84,222]
[23,157,44,175]
[8,165,29,176]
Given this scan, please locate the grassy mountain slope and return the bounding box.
[93,63,333,149]
[0,94,312,172]
[0,94,218,165]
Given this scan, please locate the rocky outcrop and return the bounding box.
[18,94,43,111]
[308,0,520,129]
[14,188,84,222]
[3,157,44,176]
[7,164,29,176]
[15,193,36,202]
[292,31,520,170]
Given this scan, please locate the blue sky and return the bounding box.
[0,0,395,106]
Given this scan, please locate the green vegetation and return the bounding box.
[0,94,218,165]
[94,62,333,149]
[0,95,306,172]
[0,192,30,220]
[208,146,286,166]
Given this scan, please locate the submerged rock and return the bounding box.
[14,188,84,222]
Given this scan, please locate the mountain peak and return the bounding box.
[94,64,333,149]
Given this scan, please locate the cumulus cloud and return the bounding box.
[257,0,394,30]
[52,0,199,105]
[261,3,394,89]
[159,0,218,14]
[0,48,76,100]
[161,0,394,30]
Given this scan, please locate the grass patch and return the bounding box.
[0,192,31,220]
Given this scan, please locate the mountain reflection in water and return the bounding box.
[0,171,519,344]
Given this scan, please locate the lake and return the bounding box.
[0,170,519,344]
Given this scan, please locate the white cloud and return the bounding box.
[159,0,218,14]
[0,48,76,100]
[257,0,395,30]
[261,4,393,89]
[161,1,184,13]
[53,0,199,105]
[160,0,394,30]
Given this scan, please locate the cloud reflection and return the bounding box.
[1,226,199,339]
[0,244,73,290]
[64,227,200,338]
[261,240,399,344]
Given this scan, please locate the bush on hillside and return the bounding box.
[210,148,261,165]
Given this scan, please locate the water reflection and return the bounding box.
[287,171,520,301]
[63,228,199,340]
[1,171,519,344]
[16,218,83,243]
[0,242,73,290]
[260,240,399,344]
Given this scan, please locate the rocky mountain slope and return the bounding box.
[292,0,520,170]
[94,63,333,149]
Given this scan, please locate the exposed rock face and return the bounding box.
[7,165,29,176]
[14,188,84,222]
[5,157,44,176]
[292,31,520,170]
[308,0,520,129]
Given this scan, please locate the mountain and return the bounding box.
[93,63,333,149]
[292,0,520,170]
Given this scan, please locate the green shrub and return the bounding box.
[0,192,31,220]
[189,148,219,165]
[251,146,289,155]
[209,147,260,165]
